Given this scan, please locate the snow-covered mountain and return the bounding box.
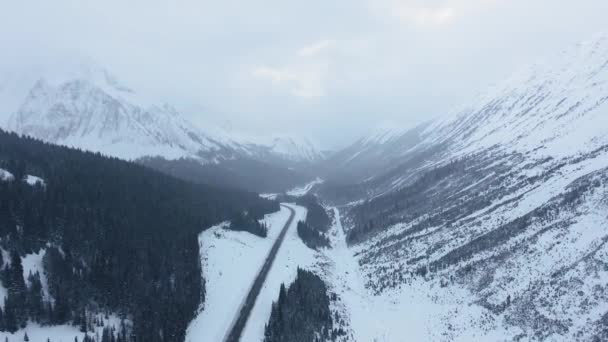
[7,78,240,162]
[1,62,245,162]
[242,135,327,165]
[318,35,608,340]
[1,61,325,166]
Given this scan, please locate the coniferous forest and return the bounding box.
[297,221,330,250]
[293,194,331,250]
[295,195,331,232]
[229,210,271,237]
[0,130,278,341]
[264,268,342,342]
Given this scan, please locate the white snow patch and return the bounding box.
[0,168,14,181]
[0,314,125,342]
[286,178,324,196]
[22,249,51,302]
[259,193,278,200]
[25,175,45,186]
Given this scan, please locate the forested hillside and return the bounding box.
[0,130,278,342]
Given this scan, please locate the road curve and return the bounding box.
[224,204,296,342]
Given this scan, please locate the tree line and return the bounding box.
[264,268,345,342]
[0,129,278,341]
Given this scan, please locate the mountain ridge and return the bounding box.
[2,62,325,166]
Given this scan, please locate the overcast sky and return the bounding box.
[1,0,608,148]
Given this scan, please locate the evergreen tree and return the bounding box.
[0,129,279,340]
[26,272,44,322]
[264,268,334,342]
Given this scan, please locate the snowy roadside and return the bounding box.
[240,204,316,341]
[185,205,293,342]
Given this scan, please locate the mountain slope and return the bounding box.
[325,35,608,340]
[0,129,278,341]
[5,74,244,162]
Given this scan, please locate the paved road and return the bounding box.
[224,204,296,342]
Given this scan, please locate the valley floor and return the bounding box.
[187,203,525,342]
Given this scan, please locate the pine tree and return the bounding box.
[79,309,87,333]
[4,294,18,333]
[26,271,44,322]
[0,305,4,331]
[23,332,29,341]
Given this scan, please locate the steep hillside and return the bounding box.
[328,35,608,340]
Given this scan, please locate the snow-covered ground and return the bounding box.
[185,205,300,342]
[0,314,124,342]
[188,199,500,342]
[22,248,51,302]
[24,175,45,187]
[0,169,45,187]
[240,204,316,341]
[0,168,14,181]
[318,208,518,342]
[258,193,278,200]
[286,178,324,196]
[261,177,324,200]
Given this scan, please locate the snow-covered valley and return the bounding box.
[3,8,608,341]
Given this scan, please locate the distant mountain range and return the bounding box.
[0,61,324,192]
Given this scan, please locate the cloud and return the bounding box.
[251,40,336,98]
[393,4,455,26]
[297,39,336,57]
[251,63,327,98]
[374,0,501,26]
